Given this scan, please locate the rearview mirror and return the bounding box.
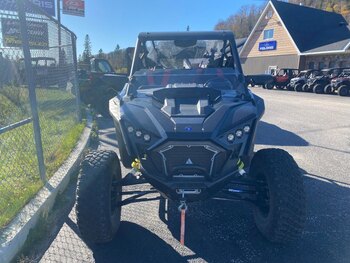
[174,39,197,48]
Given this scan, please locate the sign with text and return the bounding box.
[258,40,277,51]
[0,0,56,17]
[1,18,49,50]
[63,0,85,17]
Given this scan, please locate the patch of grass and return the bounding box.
[0,87,85,228]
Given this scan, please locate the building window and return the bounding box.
[265,10,273,19]
[308,62,315,69]
[319,62,326,69]
[263,29,274,40]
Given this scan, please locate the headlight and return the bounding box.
[235,129,243,138]
[243,125,250,133]
[135,130,142,137]
[227,133,235,142]
[143,134,151,142]
[127,126,134,133]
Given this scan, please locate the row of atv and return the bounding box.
[263,68,350,97]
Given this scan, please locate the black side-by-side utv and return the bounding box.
[76,31,306,245]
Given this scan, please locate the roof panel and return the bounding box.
[272,0,350,53]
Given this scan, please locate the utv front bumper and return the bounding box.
[140,140,244,201]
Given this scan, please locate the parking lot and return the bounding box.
[39,88,350,263]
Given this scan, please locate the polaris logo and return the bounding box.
[186,158,193,165]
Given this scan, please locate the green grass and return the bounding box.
[0,86,85,228]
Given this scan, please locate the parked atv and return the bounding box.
[78,57,129,115]
[327,69,350,96]
[267,68,299,90]
[289,69,319,92]
[76,31,306,246]
[303,68,344,94]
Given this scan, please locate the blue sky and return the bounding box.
[60,0,265,55]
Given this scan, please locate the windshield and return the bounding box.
[128,36,246,98]
[139,39,235,70]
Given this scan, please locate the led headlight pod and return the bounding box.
[227,133,235,142]
[135,130,142,137]
[143,134,151,142]
[235,129,243,138]
[127,126,134,133]
[243,125,250,133]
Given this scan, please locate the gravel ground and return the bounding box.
[39,89,350,263]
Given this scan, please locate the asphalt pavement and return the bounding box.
[39,89,350,263]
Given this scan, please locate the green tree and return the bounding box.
[98,48,104,58]
[115,44,120,52]
[82,34,92,63]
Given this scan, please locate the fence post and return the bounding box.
[17,0,47,183]
[72,34,82,121]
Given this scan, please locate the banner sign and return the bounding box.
[1,18,49,50]
[0,0,56,17]
[63,0,85,17]
[258,40,277,51]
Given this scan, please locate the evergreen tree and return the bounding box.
[82,34,92,63]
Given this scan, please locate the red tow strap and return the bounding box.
[180,208,186,246]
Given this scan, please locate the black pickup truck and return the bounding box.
[78,57,129,115]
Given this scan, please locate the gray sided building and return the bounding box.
[240,0,350,75]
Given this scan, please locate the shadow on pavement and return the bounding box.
[255,121,309,146]
[159,172,350,263]
[91,222,185,263]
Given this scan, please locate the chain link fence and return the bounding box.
[0,0,82,229]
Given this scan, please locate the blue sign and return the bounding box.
[0,0,56,17]
[259,41,277,51]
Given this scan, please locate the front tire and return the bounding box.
[250,149,306,244]
[76,150,122,244]
[302,84,309,92]
[338,85,350,96]
[294,83,302,92]
[313,84,323,94]
[266,83,274,90]
[324,84,332,94]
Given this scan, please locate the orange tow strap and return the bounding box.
[180,208,186,246]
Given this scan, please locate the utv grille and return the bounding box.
[156,142,227,178]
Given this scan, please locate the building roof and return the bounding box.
[271,0,350,54]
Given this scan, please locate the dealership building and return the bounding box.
[240,0,350,74]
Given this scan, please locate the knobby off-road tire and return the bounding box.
[250,149,306,244]
[76,150,122,244]
[313,84,323,94]
[294,83,302,92]
[324,84,332,94]
[266,83,274,90]
[302,84,309,92]
[338,85,350,96]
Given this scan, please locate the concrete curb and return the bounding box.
[0,115,92,263]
